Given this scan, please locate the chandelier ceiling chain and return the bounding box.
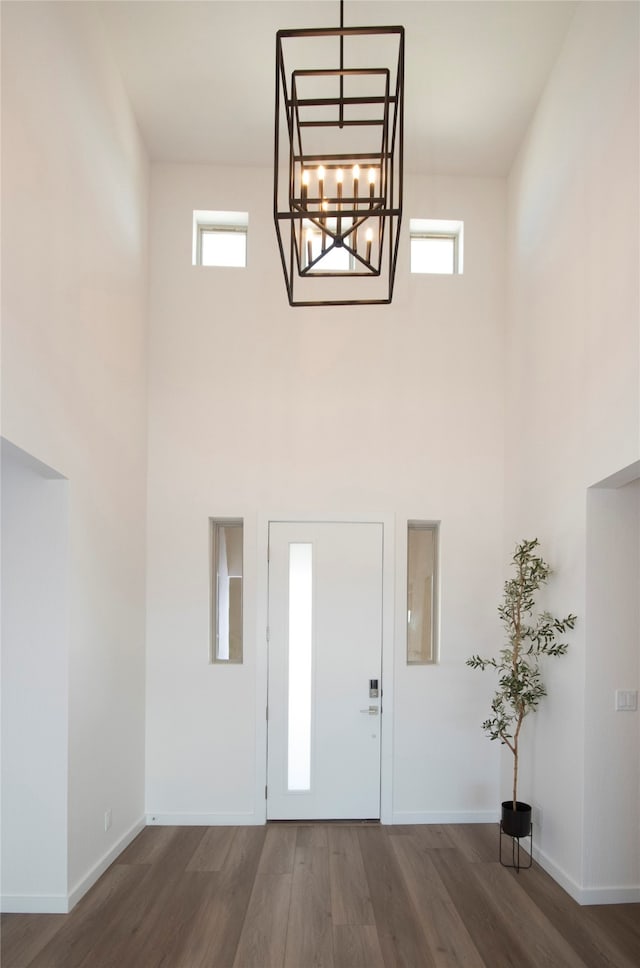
[273,0,404,306]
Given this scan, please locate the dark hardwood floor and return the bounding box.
[2,823,638,968]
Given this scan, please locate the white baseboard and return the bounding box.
[532,844,583,903]
[391,811,499,824]
[146,811,497,827]
[1,893,70,914]
[533,844,640,906]
[67,815,146,911]
[146,811,259,826]
[1,816,146,914]
[578,886,640,905]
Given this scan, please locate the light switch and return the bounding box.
[615,689,638,712]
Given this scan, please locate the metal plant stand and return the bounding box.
[499,822,533,872]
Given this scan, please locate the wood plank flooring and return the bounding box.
[2,823,638,968]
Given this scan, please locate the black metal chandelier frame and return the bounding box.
[274,2,404,307]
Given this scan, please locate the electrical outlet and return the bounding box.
[615,689,638,712]
[104,808,112,832]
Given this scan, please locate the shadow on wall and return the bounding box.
[585,460,640,895]
[1,438,70,912]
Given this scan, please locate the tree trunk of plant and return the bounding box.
[511,560,525,811]
[512,707,524,811]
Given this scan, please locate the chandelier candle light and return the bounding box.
[274,1,404,306]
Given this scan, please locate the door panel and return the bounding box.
[267,521,383,820]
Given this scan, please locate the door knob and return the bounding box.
[360,706,379,715]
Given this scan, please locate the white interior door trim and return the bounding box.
[254,512,395,824]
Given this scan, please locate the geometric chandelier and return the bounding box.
[274,1,404,306]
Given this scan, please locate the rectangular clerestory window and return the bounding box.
[410,219,463,274]
[193,211,248,267]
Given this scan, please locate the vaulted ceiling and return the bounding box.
[97,0,576,177]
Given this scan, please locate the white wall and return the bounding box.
[1,2,149,908]
[145,163,506,824]
[1,442,68,911]
[506,2,640,901]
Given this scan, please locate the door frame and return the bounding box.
[254,512,395,824]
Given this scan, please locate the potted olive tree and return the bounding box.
[467,538,576,839]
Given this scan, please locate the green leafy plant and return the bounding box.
[467,538,576,811]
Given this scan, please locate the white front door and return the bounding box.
[267,521,383,820]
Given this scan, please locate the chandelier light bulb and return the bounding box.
[320,202,328,251]
[365,226,373,263]
[353,165,360,202]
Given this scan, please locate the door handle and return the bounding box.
[360,706,379,715]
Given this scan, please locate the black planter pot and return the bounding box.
[501,800,532,838]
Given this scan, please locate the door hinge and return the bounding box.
[266,705,269,721]
[266,625,270,643]
[265,785,268,799]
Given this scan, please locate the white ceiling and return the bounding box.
[97,0,576,177]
